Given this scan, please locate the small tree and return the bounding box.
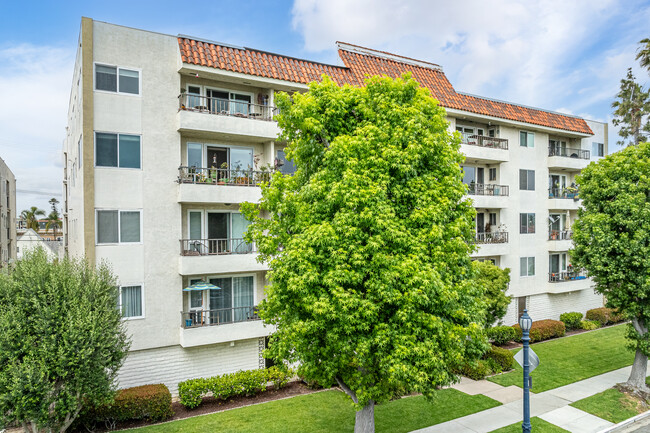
[611,68,650,147]
[0,248,130,432]
[571,142,650,394]
[243,75,487,433]
[473,261,511,326]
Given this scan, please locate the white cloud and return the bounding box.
[0,44,73,213]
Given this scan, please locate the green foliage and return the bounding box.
[456,345,514,380]
[581,320,601,331]
[636,38,650,75]
[572,143,650,359]
[486,326,518,346]
[242,74,487,412]
[178,367,294,409]
[611,68,649,147]
[0,248,130,432]
[484,346,514,372]
[20,206,45,231]
[571,388,646,424]
[513,319,566,343]
[560,312,584,330]
[472,261,511,326]
[457,360,492,381]
[585,307,625,327]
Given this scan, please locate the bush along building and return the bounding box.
[63,17,607,394]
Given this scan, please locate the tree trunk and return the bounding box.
[627,349,649,391]
[354,400,375,433]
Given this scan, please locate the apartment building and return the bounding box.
[0,157,17,266]
[63,18,606,393]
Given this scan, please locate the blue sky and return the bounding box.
[1,0,649,212]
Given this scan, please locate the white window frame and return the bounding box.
[204,272,258,311]
[93,63,142,96]
[592,142,604,158]
[94,131,143,170]
[520,213,536,234]
[118,283,145,320]
[95,209,143,245]
[519,130,535,148]
[187,209,205,239]
[186,142,255,171]
[520,257,535,277]
[519,169,535,191]
[188,278,205,311]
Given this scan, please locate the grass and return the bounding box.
[130,388,501,433]
[489,417,569,432]
[570,388,646,424]
[487,324,633,392]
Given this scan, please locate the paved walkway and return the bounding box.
[411,366,637,433]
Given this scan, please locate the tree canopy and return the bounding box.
[243,74,487,432]
[472,261,511,326]
[611,68,649,147]
[0,248,130,432]
[20,206,45,231]
[572,142,650,392]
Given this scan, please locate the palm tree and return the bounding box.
[21,207,46,231]
[45,211,62,239]
[637,38,650,74]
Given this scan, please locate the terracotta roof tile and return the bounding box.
[177,37,593,135]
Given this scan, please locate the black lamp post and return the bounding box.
[520,309,533,433]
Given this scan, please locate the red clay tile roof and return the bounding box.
[177,37,593,135]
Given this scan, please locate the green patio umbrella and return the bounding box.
[183,281,221,291]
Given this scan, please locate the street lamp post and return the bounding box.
[520,309,533,433]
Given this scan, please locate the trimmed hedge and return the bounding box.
[513,319,566,343]
[560,312,583,330]
[586,307,625,327]
[486,326,518,346]
[484,345,514,372]
[458,360,491,380]
[581,320,601,330]
[178,366,293,409]
[457,345,515,380]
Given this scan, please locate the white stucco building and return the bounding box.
[0,157,16,266]
[63,18,606,394]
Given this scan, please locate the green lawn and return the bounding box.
[489,417,569,432]
[130,389,500,433]
[570,388,646,423]
[487,325,633,392]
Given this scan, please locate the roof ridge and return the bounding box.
[337,41,442,71]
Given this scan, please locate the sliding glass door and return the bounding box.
[208,276,254,324]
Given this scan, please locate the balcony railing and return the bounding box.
[178,94,277,121]
[548,188,579,200]
[466,183,509,196]
[475,231,508,244]
[548,146,590,159]
[549,269,586,282]
[460,133,509,150]
[548,230,572,240]
[180,238,255,256]
[181,306,259,328]
[178,166,271,187]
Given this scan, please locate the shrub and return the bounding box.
[581,320,601,330]
[560,312,584,330]
[486,326,518,346]
[178,378,208,409]
[484,345,514,371]
[513,319,566,343]
[458,360,491,380]
[586,307,625,326]
[265,366,293,390]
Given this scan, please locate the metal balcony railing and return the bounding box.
[178,166,272,187]
[180,238,255,256]
[548,269,586,282]
[466,183,509,196]
[181,306,259,328]
[178,94,277,121]
[548,146,590,159]
[548,188,579,200]
[475,231,508,244]
[460,133,509,150]
[548,230,572,240]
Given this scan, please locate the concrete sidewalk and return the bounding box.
[411,366,635,433]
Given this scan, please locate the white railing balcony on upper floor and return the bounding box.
[178,94,278,121]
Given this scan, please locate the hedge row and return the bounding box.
[586,307,625,327]
[486,326,518,346]
[178,366,293,409]
[457,345,515,380]
[513,319,565,343]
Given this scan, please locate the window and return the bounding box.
[96,210,141,244]
[520,257,535,277]
[95,133,141,169]
[276,149,296,175]
[95,64,140,94]
[489,168,497,181]
[592,142,604,157]
[488,213,497,226]
[517,296,528,316]
[190,290,203,309]
[120,285,143,318]
[519,169,535,190]
[520,131,535,147]
[208,276,255,323]
[520,213,535,233]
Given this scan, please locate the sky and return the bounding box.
[1,0,649,214]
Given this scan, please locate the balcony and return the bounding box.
[181,306,259,328]
[177,94,279,141]
[548,188,581,210]
[548,146,591,171]
[475,231,508,244]
[548,269,587,283]
[548,230,572,241]
[467,183,509,208]
[180,238,255,256]
[178,239,267,275]
[472,231,509,256]
[460,134,509,164]
[179,306,273,347]
[177,167,266,204]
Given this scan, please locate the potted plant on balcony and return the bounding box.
[566,183,579,200]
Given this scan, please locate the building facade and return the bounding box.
[0,157,17,266]
[63,18,606,394]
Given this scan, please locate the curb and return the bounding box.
[597,410,650,433]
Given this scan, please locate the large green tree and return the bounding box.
[473,261,511,326]
[611,68,650,147]
[243,75,487,432]
[571,142,650,393]
[0,248,130,432]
